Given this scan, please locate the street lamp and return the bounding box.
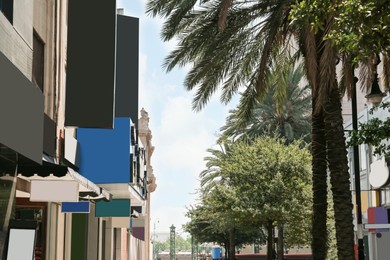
[366,55,386,106]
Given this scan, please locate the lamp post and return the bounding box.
[351,75,365,260]
[352,54,386,260]
[152,219,159,260]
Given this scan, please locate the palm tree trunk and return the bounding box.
[311,100,328,260]
[324,85,355,259]
[277,224,284,260]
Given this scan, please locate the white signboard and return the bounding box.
[30,180,79,202]
[369,157,390,189]
[6,229,36,260]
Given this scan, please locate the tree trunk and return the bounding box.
[277,224,284,260]
[229,229,236,260]
[266,220,274,260]
[311,101,328,260]
[224,240,229,260]
[324,85,355,259]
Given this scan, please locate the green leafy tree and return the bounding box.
[224,137,312,260]
[153,239,169,254]
[153,234,193,258]
[185,189,265,260]
[146,1,354,258]
[348,102,390,157]
[187,138,267,259]
[291,0,390,65]
[187,137,312,260]
[175,235,192,251]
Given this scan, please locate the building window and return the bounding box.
[0,0,13,24]
[32,32,45,91]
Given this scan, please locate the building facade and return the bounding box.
[0,1,156,259]
[342,60,390,259]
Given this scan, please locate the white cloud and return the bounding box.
[154,96,221,174]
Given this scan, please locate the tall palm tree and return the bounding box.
[220,58,311,144]
[146,1,354,258]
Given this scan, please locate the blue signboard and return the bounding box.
[77,117,132,184]
[62,201,90,213]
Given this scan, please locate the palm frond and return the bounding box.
[221,57,311,144]
[316,20,337,114]
[339,53,354,99]
[299,27,317,97]
[382,52,390,91]
[358,56,373,92]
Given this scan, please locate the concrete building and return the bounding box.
[0,1,156,259]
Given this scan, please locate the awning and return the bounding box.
[97,183,146,206]
[15,155,111,201]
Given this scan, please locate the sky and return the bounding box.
[117,0,239,236]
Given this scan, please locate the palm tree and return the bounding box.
[199,137,232,192]
[220,58,311,144]
[146,1,354,258]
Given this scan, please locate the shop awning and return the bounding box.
[15,155,111,202]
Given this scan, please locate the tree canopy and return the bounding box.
[185,136,312,259]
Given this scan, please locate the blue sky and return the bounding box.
[118,0,238,235]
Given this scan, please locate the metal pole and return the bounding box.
[153,219,159,260]
[352,76,365,260]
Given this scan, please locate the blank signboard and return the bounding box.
[6,229,36,260]
[30,180,79,202]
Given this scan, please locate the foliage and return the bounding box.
[224,137,312,246]
[290,0,390,63]
[153,240,169,253]
[348,101,390,157]
[176,236,192,251]
[220,58,311,144]
[153,234,192,253]
[185,136,312,258]
[186,175,266,250]
[146,0,295,116]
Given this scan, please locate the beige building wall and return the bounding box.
[0,0,33,79]
[33,0,56,118]
[139,108,157,260]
